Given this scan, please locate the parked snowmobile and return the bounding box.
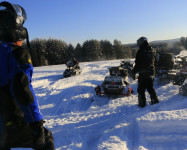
[95,76,133,96]
[173,56,187,85]
[63,60,81,78]
[156,53,177,85]
[95,67,133,96]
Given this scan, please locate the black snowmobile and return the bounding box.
[173,56,187,85]
[63,60,81,78]
[156,53,177,85]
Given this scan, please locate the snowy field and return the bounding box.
[14,55,187,150]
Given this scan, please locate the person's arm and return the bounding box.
[10,47,34,105]
[9,47,54,148]
[133,50,140,74]
[9,46,43,123]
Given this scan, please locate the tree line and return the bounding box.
[28,37,186,67]
[29,38,132,67]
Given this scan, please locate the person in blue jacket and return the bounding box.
[0,1,54,149]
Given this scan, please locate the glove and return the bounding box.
[30,120,55,150]
[30,120,45,148]
[42,127,55,150]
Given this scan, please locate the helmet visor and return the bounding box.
[12,4,27,21]
[0,2,27,24]
[0,6,7,10]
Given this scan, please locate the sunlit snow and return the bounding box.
[14,57,187,150]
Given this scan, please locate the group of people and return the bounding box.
[0,1,159,149]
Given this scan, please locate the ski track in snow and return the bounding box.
[14,58,187,150]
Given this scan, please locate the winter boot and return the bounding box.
[151,97,159,105]
[138,94,146,108]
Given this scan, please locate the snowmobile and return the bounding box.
[95,67,133,96]
[156,53,177,85]
[173,56,187,85]
[63,60,81,78]
[95,76,133,96]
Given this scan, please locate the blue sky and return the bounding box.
[6,0,187,46]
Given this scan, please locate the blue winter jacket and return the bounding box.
[0,42,43,133]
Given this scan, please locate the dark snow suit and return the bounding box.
[133,43,159,107]
[0,42,54,149]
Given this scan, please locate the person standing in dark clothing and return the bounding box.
[132,37,159,107]
[0,1,54,149]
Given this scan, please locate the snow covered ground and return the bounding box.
[14,57,187,150]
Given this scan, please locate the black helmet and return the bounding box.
[0,1,27,29]
[137,37,148,46]
[0,1,29,45]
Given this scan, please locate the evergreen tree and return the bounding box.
[75,43,83,61]
[123,45,132,58]
[82,39,102,61]
[65,44,75,62]
[100,40,114,60]
[113,39,125,59]
[29,38,47,66]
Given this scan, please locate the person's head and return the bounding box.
[137,37,149,47]
[0,1,29,46]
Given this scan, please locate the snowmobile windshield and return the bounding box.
[66,61,75,67]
